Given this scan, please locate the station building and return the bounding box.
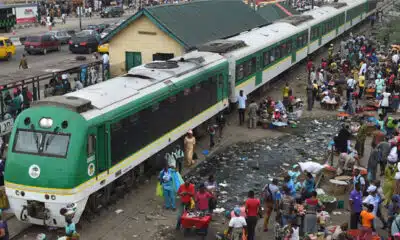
[102,0,297,76]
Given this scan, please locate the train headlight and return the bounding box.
[39,118,53,129]
[15,190,20,196]
[51,195,56,200]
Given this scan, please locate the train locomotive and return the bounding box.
[5,0,377,227]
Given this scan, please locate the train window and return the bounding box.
[281,44,287,56]
[303,33,308,46]
[111,121,122,132]
[275,47,281,60]
[129,114,139,124]
[263,52,270,66]
[184,88,191,96]
[244,61,251,77]
[297,36,303,48]
[169,96,177,103]
[194,83,201,92]
[269,50,275,63]
[251,58,256,73]
[152,102,159,112]
[87,134,96,156]
[236,64,244,80]
[287,41,292,54]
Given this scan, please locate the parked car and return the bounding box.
[0,37,16,60]
[86,24,102,33]
[100,27,114,39]
[24,35,61,55]
[45,30,71,44]
[100,6,124,18]
[97,43,109,54]
[69,30,100,54]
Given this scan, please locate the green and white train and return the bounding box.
[5,0,377,227]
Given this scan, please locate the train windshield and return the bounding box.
[13,129,70,158]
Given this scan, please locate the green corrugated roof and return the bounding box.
[256,3,299,22]
[102,0,269,49]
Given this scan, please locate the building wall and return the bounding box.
[109,15,185,76]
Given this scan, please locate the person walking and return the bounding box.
[381,88,391,116]
[227,207,247,240]
[262,179,280,232]
[237,90,247,125]
[355,120,367,158]
[204,175,217,214]
[303,191,323,234]
[279,186,295,226]
[176,179,194,229]
[248,100,258,129]
[358,72,365,99]
[184,130,196,167]
[19,54,28,69]
[207,125,216,149]
[216,113,226,138]
[349,183,363,229]
[159,165,176,210]
[360,204,375,238]
[245,190,260,240]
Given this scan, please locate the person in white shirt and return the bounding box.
[237,90,247,126]
[228,207,247,240]
[346,77,356,100]
[392,53,399,65]
[359,61,367,75]
[74,78,84,91]
[102,53,109,72]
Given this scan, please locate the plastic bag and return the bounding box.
[298,161,324,174]
[156,182,163,197]
[190,198,195,209]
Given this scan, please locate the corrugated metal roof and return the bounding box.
[256,2,299,22]
[102,0,270,49]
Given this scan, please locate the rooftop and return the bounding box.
[101,0,270,49]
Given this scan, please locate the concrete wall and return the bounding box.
[109,15,185,76]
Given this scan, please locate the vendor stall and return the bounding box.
[181,211,211,238]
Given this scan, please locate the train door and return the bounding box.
[318,25,322,46]
[291,37,296,63]
[335,17,339,36]
[217,73,225,101]
[95,124,109,178]
[255,55,262,86]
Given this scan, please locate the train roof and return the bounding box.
[220,21,305,59]
[39,51,226,120]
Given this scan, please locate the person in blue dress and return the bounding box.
[159,165,176,210]
[284,175,296,198]
[302,172,315,199]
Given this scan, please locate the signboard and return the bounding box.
[15,5,38,24]
[0,118,13,136]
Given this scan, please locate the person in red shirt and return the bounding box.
[176,179,195,229]
[195,183,213,212]
[245,190,260,240]
[306,59,313,73]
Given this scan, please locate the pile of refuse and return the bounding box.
[185,118,341,211]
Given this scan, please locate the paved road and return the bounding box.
[0,44,75,76]
[2,13,131,39]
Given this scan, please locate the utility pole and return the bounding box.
[311,0,314,9]
[79,3,82,31]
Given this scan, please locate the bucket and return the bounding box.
[337,200,344,209]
